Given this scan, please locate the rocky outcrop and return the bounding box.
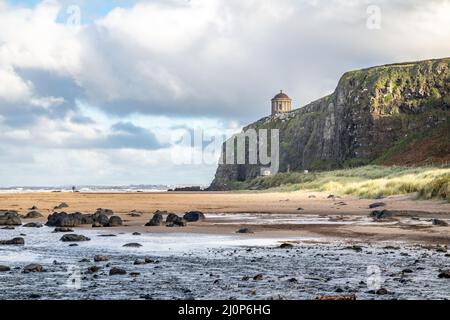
[209,58,450,189]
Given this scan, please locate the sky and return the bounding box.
[1,0,450,187]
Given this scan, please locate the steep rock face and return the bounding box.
[210,58,450,190]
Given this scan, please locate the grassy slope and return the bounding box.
[229,165,450,202]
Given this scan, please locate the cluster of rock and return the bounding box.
[0,210,22,226]
[46,210,122,228]
[144,210,205,227]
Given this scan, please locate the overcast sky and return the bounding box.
[1,0,450,187]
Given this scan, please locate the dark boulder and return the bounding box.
[279,243,294,249]
[24,211,44,219]
[107,216,123,227]
[432,219,449,227]
[370,210,395,221]
[91,212,109,226]
[60,234,90,242]
[23,264,44,273]
[46,212,91,227]
[22,222,43,228]
[0,210,22,226]
[109,267,127,275]
[165,213,186,227]
[0,237,25,245]
[0,265,11,272]
[145,212,164,226]
[183,211,206,222]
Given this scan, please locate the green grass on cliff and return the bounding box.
[230,165,450,202]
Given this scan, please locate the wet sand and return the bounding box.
[1,191,450,245]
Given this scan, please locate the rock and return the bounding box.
[95,208,114,216]
[107,216,123,227]
[402,269,414,274]
[253,274,264,281]
[87,266,100,273]
[134,259,146,265]
[183,211,206,222]
[438,270,450,279]
[109,267,127,275]
[23,210,44,219]
[0,210,22,226]
[29,206,38,210]
[297,207,304,211]
[287,278,298,283]
[369,202,386,209]
[236,228,254,234]
[279,243,294,249]
[94,255,109,262]
[1,226,15,230]
[130,272,140,277]
[123,243,142,248]
[165,213,186,227]
[53,227,74,233]
[23,264,44,273]
[91,212,109,226]
[29,294,41,299]
[376,288,389,295]
[69,244,78,247]
[145,212,164,226]
[316,295,356,301]
[129,210,143,217]
[370,210,395,221]
[54,202,69,210]
[345,245,363,252]
[60,234,90,242]
[0,265,11,272]
[432,219,449,227]
[46,212,93,227]
[132,232,141,236]
[22,222,43,228]
[144,258,158,264]
[327,195,335,199]
[0,237,25,245]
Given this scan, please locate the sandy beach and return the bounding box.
[1,191,450,244]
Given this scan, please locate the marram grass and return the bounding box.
[232,165,450,201]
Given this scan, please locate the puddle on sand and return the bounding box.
[1,226,450,300]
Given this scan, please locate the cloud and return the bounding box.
[1,0,450,186]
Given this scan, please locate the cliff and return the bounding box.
[209,58,450,190]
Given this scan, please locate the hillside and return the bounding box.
[209,58,450,190]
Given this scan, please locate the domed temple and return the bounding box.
[271,90,292,115]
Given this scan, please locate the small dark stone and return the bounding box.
[375,288,389,295]
[279,243,294,249]
[123,243,142,248]
[0,237,25,245]
[253,274,263,281]
[53,227,74,233]
[87,266,100,273]
[236,228,254,234]
[94,255,109,262]
[22,222,43,228]
[109,267,127,275]
[60,234,90,242]
[23,264,44,273]
[369,202,386,209]
[402,269,414,274]
[132,232,141,236]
